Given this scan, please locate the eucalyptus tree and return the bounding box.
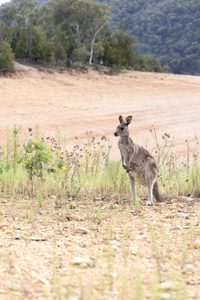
[0,5,17,43]
[13,0,44,58]
[51,0,111,64]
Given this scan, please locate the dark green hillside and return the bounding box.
[96,0,200,74]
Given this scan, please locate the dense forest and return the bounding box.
[96,0,200,75]
[0,0,166,73]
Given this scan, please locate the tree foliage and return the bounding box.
[50,0,111,64]
[104,31,135,67]
[96,0,200,74]
[104,29,165,72]
[0,41,14,71]
[0,0,166,73]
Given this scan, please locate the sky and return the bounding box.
[0,0,10,5]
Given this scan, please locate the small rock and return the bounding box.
[70,203,77,209]
[110,241,120,247]
[193,240,200,249]
[4,230,12,235]
[66,214,85,221]
[71,257,92,267]
[176,225,183,230]
[76,215,85,221]
[136,234,146,240]
[75,227,90,234]
[111,245,118,250]
[108,203,116,209]
[158,293,170,299]
[110,272,117,278]
[28,237,47,241]
[0,223,9,230]
[160,282,173,290]
[130,247,137,255]
[165,212,175,218]
[182,264,195,274]
[170,198,177,202]
[37,277,51,286]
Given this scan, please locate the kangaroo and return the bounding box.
[114,115,165,205]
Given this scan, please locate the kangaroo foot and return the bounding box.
[142,199,153,206]
[146,200,153,206]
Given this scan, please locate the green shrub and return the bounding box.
[137,54,168,73]
[15,39,27,58]
[23,139,55,194]
[0,41,14,71]
[72,46,90,63]
[104,32,136,68]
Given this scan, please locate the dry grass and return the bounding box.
[0,195,200,299]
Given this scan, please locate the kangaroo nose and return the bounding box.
[114,132,118,136]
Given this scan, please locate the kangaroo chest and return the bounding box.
[119,140,148,174]
[118,139,137,165]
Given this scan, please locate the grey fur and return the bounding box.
[114,115,165,205]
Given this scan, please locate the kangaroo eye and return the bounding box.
[121,127,124,130]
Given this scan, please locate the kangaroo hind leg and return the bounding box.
[128,172,135,201]
[145,181,154,206]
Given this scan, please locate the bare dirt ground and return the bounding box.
[1,62,200,160]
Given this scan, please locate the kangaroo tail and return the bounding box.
[153,181,166,202]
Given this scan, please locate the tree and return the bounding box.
[31,25,47,61]
[104,31,136,67]
[52,0,111,64]
[13,0,43,59]
[136,54,167,72]
[71,45,90,63]
[0,41,14,71]
[84,0,110,65]
[0,6,17,43]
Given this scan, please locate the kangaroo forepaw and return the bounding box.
[126,167,132,173]
[122,164,132,173]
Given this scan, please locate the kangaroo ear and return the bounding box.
[125,116,132,125]
[119,115,124,124]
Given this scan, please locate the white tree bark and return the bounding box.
[89,20,107,65]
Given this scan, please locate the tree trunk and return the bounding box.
[89,37,95,65]
[29,18,33,58]
[22,1,31,57]
[89,21,107,65]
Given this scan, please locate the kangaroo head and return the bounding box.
[114,115,132,137]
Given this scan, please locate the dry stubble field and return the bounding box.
[0,65,200,299]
